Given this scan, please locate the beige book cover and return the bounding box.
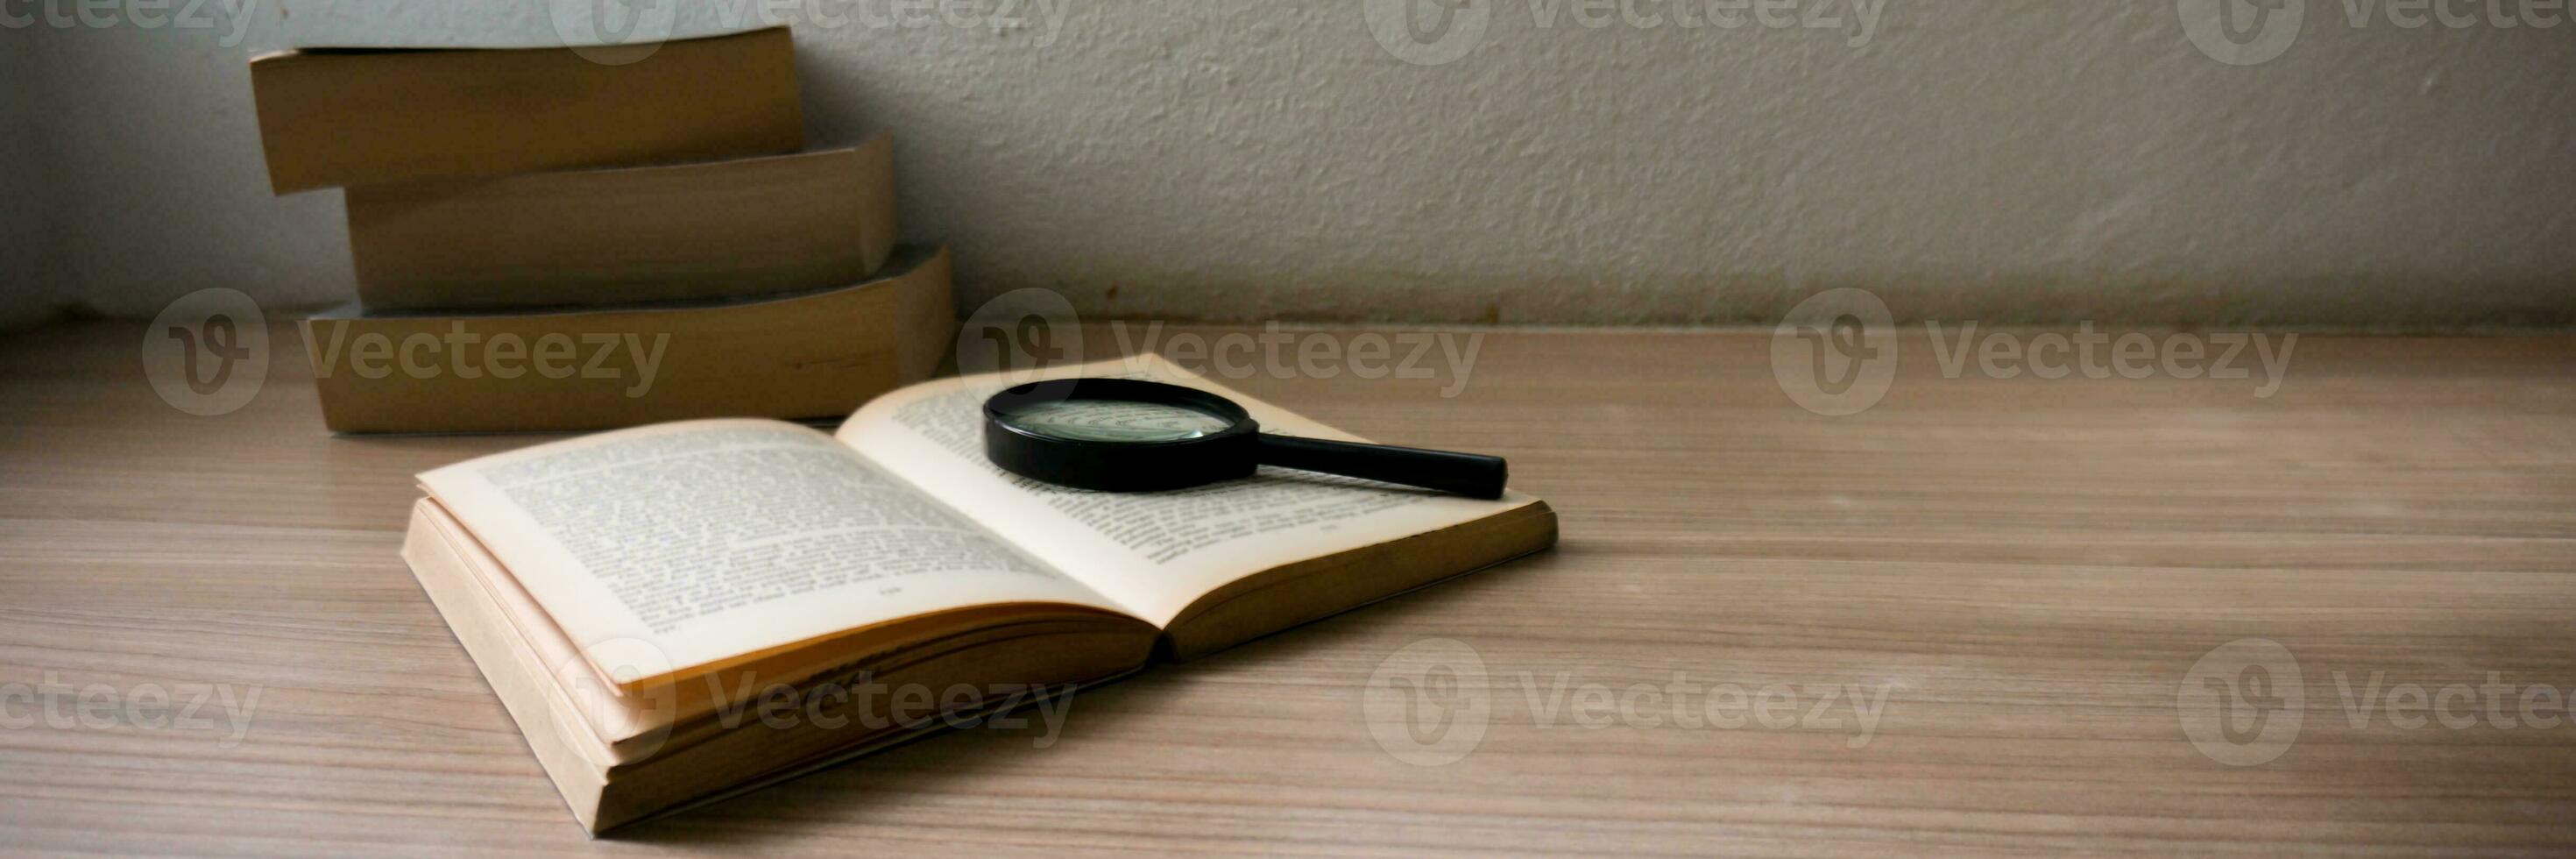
[346,138,899,311]
[251,27,803,193]
[301,245,953,433]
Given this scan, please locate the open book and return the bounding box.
[402,353,1558,831]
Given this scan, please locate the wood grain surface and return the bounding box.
[4,320,2573,856]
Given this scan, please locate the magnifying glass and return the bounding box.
[982,379,1509,500]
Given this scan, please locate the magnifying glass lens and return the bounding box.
[983,378,1508,499]
[995,398,1235,443]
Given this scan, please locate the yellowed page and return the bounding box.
[833,355,1544,628]
[417,419,1128,684]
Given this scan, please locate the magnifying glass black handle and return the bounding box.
[1256,435,1509,500]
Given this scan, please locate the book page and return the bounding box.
[833,355,1543,628]
[417,419,1129,683]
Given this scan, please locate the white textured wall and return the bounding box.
[3,27,68,330]
[8,1,2572,329]
[11,11,349,331]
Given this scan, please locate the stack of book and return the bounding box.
[250,26,952,433]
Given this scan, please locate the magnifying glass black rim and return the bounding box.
[982,379,1263,493]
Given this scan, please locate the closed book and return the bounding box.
[251,27,803,193]
[300,245,954,433]
[347,138,898,311]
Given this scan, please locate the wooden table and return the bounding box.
[4,321,2573,855]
